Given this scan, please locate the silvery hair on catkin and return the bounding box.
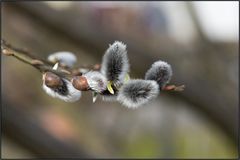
[117,79,159,109]
[40,41,177,107]
[43,78,81,102]
[83,71,107,93]
[145,60,172,89]
[47,51,77,68]
[101,41,129,87]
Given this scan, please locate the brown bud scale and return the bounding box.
[43,72,63,88]
[72,76,89,91]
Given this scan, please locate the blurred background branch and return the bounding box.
[2,100,91,158]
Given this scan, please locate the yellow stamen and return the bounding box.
[107,81,114,94]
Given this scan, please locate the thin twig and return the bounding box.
[1,40,97,79]
[162,84,185,91]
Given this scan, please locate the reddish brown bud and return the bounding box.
[72,76,89,91]
[93,64,101,70]
[43,72,63,88]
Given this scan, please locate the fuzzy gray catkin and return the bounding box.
[42,78,81,102]
[117,79,159,108]
[145,60,172,89]
[83,71,107,93]
[47,51,77,67]
[101,41,129,87]
[101,86,118,102]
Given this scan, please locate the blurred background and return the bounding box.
[1,1,239,159]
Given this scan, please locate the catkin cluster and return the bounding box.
[42,41,173,109]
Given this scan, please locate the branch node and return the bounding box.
[31,59,44,65]
[163,84,185,92]
[2,49,13,56]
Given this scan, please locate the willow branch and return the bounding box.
[1,40,184,92]
[1,40,98,79]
